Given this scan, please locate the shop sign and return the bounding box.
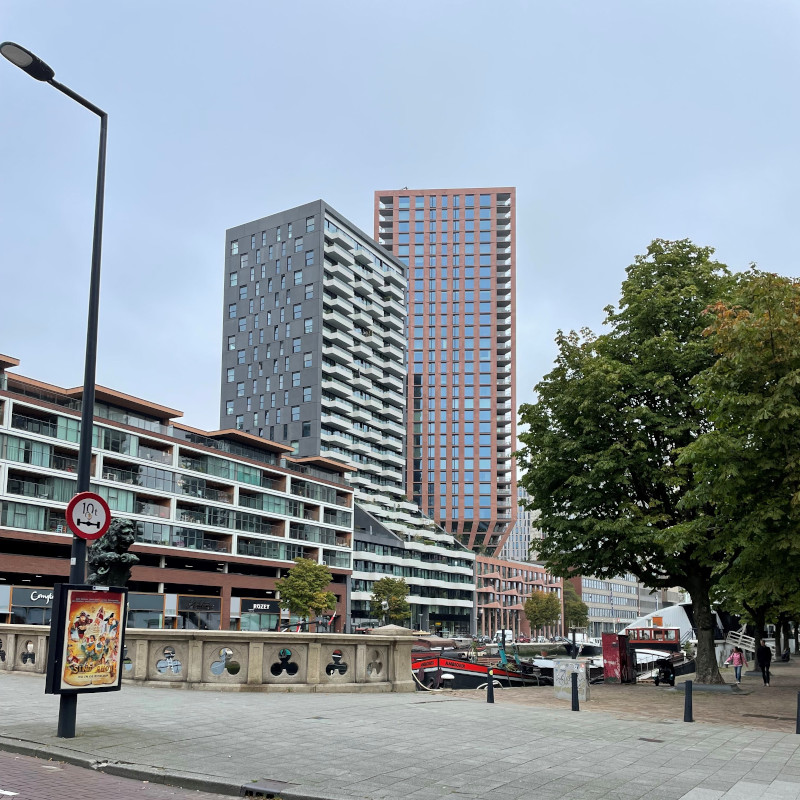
[240,599,280,614]
[178,596,221,612]
[12,587,54,607]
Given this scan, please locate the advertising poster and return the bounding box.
[59,588,125,691]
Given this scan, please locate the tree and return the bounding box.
[680,270,800,643]
[370,577,411,625]
[275,558,337,622]
[516,240,734,683]
[563,582,589,630]
[524,590,562,635]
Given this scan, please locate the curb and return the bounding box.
[0,736,350,800]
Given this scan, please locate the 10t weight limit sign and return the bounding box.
[66,492,111,541]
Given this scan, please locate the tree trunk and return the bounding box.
[686,578,724,684]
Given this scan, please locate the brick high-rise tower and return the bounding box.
[375,188,516,554]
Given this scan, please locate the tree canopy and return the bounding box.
[370,577,411,625]
[524,589,562,634]
[516,239,733,682]
[275,558,337,621]
[563,582,589,630]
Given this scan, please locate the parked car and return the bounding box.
[517,634,531,643]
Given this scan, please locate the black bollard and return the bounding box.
[571,670,579,711]
[684,679,693,723]
[486,668,495,704]
[796,692,800,734]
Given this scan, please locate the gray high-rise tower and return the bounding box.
[220,201,475,633]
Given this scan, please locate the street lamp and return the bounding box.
[1,41,108,739]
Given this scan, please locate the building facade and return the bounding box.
[219,202,475,635]
[374,188,516,554]
[500,486,543,562]
[569,573,641,638]
[0,354,353,630]
[476,556,563,640]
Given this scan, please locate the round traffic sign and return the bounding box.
[65,492,112,540]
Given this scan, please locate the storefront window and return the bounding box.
[9,586,54,625]
[176,596,221,630]
[128,593,165,629]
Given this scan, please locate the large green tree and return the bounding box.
[680,270,800,641]
[524,590,562,635]
[275,558,337,622]
[516,240,734,683]
[370,577,411,625]
[563,582,589,630]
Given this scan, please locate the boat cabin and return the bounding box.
[626,627,681,653]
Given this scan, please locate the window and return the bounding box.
[236,382,245,397]
[303,352,313,368]
[230,241,239,255]
[237,350,245,365]
[302,421,311,437]
[291,406,300,421]
[294,237,303,252]
[303,387,311,402]
[304,318,313,334]
[292,337,301,353]
[292,372,300,387]
[293,304,302,319]
[227,335,236,350]
[288,222,293,239]
[294,270,303,286]
[229,272,237,287]
[306,216,315,233]
[240,254,249,269]
[235,415,244,430]
[225,400,234,415]
[305,284,314,299]
[228,304,237,319]
[305,250,314,266]
[276,226,282,242]
[239,286,248,300]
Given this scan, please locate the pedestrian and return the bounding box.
[725,646,748,684]
[756,638,772,686]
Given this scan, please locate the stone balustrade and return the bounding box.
[0,624,416,693]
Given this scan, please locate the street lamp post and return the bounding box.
[1,41,108,739]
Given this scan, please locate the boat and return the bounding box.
[410,639,603,690]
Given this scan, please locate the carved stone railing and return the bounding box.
[0,625,415,693]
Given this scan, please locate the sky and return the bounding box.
[2,1,799,432]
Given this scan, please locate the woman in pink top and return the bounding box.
[725,647,748,683]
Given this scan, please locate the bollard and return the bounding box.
[571,670,579,711]
[684,679,693,722]
[487,669,495,704]
[796,692,800,734]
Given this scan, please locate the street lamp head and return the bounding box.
[0,42,55,82]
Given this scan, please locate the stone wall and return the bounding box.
[0,625,415,693]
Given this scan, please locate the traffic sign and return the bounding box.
[65,492,111,541]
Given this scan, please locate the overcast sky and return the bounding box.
[2,2,798,431]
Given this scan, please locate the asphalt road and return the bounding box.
[0,751,234,800]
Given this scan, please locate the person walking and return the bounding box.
[756,638,772,687]
[725,647,748,684]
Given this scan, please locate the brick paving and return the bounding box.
[458,659,800,733]
[2,662,800,800]
[0,750,233,800]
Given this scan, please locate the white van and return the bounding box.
[493,629,513,645]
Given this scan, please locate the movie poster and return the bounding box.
[60,588,125,691]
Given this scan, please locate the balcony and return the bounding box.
[324,273,354,297]
[11,413,59,439]
[321,360,353,383]
[322,326,353,350]
[135,500,170,519]
[321,343,352,365]
[321,376,351,399]
[323,294,353,317]
[325,228,355,251]
[323,259,353,285]
[324,242,355,266]
[353,248,373,266]
[6,477,57,500]
[323,308,353,332]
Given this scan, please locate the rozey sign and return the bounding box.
[66,492,112,540]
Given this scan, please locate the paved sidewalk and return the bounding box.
[2,672,800,800]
